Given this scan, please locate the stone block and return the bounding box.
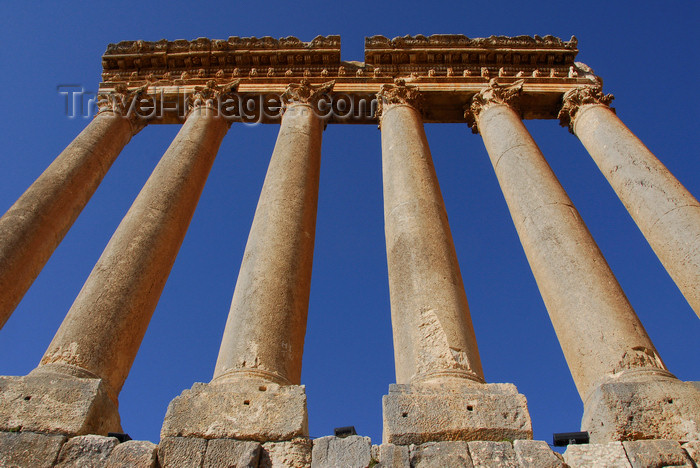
[623,439,694,468]
[106,440,158,468]
[204,439,261,467]
[382,382,532,445]
[682,441,700,464]
[564,441,631,468]
[161,381,308,441]
[260,437,312,468]
[0,373,121,436]
[158,436,207,468]
[512,439,565,467]
[0,431,66,468]
[467,441,517,467]
[376,443,409,467]
[55,434,119,467]
[409,441,472,467]
[582,376,700,443]
[311,435,371,468]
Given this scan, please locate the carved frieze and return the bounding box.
[558,85,615,132]
[376,79,422,119]
[464,79,524,133]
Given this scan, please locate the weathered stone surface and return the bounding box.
[564,441,631,468]
[467,441,517,467]
[55,434,119,468]
[259,437,312,468]
[383,383,532,445]
[409,441,472,467]
[161,381,308,441]
[158,436,207,468]
[623,439,693,468]
[379,100,483,385]
[106,440,158,468]
[512,439,565,468]
[311,435,371,468]
[213,101,324,387]
[682,441,700,464]
[0,431,66,468]
[0,110,134,329]
[0,373,120,436]
[37,106,229,402]
[571,103,700,319]
[583,377,700,443]
[204,439,261,468]
[376,443,409,467]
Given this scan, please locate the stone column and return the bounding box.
[162,80,334,445]
[560,86,700,319]
[0,81,236,437]
[0,85,146,329]
[466,79,700,443]
[379,80,531,446]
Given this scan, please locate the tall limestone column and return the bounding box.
[0,85,146,329]
[466,79,700,443]
[0,81,237,436]
[560,86,700,319]
[379,79,532,446]
[162,80,334,444]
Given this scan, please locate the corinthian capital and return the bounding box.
[464,79,523,133]
[188,79,241,112]
[281,79,335,106]
[376,78,422,119]
[96,83,149,134]
[558,85,615,132]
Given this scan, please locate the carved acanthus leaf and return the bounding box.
[97,83,148,115]
[188,79,241,110]
[464,79,524,133]
[281,79,335,106]
[96,83,150,133]
[376,78,422,119]
[558,85,614,132]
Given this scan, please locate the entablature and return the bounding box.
[99,34,601,124]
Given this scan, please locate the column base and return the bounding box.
[382,382,532,445]
[0,372,121,436]
[582,375,700,443]
[161,381,308,442]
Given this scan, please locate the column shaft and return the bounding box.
[213,102,323,386]
[379,81,531,446]
[476,101,664,401]
[470,83,700,442]
[570,101,700,318]
[0,110,136,328]
[380,103,483,385]
[37,104,228,401]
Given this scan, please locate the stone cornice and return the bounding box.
[558,85,615,132]
[365,34,577,50]
[464,79,524,133]
[365,34,578,77]
[102,35,342,84]
[376,79,422,119]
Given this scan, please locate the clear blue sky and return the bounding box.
[0,1,698,446]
